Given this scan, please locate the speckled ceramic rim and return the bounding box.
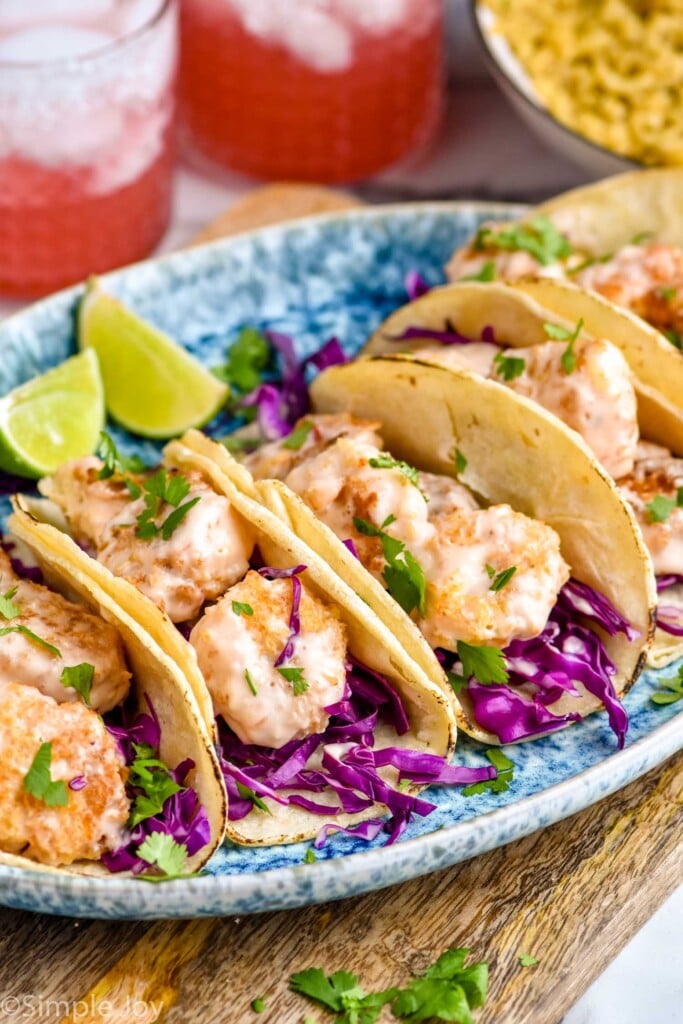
[0,200,680,919]
[470,1,642,171]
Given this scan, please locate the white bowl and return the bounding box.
[472,1,641,178]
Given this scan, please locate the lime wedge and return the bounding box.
[79,281,228,439]
[0,349,104,479]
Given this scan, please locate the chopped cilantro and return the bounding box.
[0,584,20,620]
[663,329,682,350]
[368,454,425,498]
[251,997,266,1013]
[283,420,314,451]
[452,447,467,475]
[492,351,526,381]
[0,624,61,657]
[135,469,200,541]
[304,848,317,864]
[245,668,258,696]
[23,742,68,807]
[446,670,468,695]
[221,434,262,454]
[137,833,189,877]
[457,641,508,685]
[489,566,517,592]
[236,781,272,814]
[60,662,94,705]
[212,326,271,393]
[232,601,254,617]
[660,286,677,301]
[651,665,683,706]
[290,947,488,1024]
[353,516,427,616]
[518,953,538,968]
[646,488,683,523]
[631,231,653,244]
[97,431,146,480]
[475,216,572,266]
[543,318,584,374]
[463,749,515,797]
[127,743,183,827]
[278,666,309,696]
[461,261,496,282]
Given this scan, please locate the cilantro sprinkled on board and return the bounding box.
[60,662,95,705]
[353,515,427,616]
[518,953,539,968]
[23,742,68,807]
[456,641,509,685]
[251,997,266,1013]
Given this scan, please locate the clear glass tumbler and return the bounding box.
[0,0,178,299]
[178,0,444,183]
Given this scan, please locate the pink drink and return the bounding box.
[0,0,177,299]
[179,0,444,183]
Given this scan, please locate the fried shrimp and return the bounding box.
[98,470,255,623]
[0,683,129,866]
[618,442,683,575]
[419,505,569,649]
[39,455,136,549]
[245,413,385,481]
[0,551,130,712]
[284,437,436,580]
[190,571,347,748]
[499,338,639,478]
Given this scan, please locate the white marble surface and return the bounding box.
[0,32,680,1023]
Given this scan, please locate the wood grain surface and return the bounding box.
[0,750,680,1024]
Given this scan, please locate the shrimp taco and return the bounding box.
[0,501,225,878]
[445,167,683,346]
[33,436,490,848]
[364,281,683,668]
[198,359,655,749]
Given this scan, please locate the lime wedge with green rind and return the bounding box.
[0,349,105,478]
[79,281,228,439]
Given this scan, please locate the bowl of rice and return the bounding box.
[472,0,682,176]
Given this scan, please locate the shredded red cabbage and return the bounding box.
[103,698,210,874]
[387,322,501,348]
[444,578,632,748]
[219,659,495,843]
[241,384,292,441]
[657,574,683,593]
[656,605,683,636]
[0,471,38,495]
[404,271,432,301]
[342,537,361,560]
[68,775,87,791]
[258,564,306,666]
[1,536,44,584]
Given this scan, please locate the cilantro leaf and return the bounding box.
[23,742,68,807]
[651,665,683,706]
[451,447,467,475]
[127,743,183,827]
[304,848,317,864]
[369,454,425,498]
[245,668,258,696]
[457,641,508,685]
[213,326,271,394]
[475,216,572,266]
[660,286,677,301]
[463,748,515,797]
[236,781,272,814]
[232,601,254,617]
[97,431,146,480]
[544,317,584,374]
[137,833,189,877]
[646,488,683,523]
[277,666,309,695]
[519,953,538,968]
[290,969,346,1013]
[492,351,526,381]
[160,496,201,540]
[663,329,682,350]
[0,584,20,620]
[447,670,468,694]
[283,420,314,450]
[489,566,517,592]
[0,624,61,657]
[461,261,496,282]
[353,516,427,616]
[290,969,394,1024]
[135,469,200,541]
[251,997,266,1013]
[60,662,94,705]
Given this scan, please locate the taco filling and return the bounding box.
[240,413,637,748]
[0,543,215,876]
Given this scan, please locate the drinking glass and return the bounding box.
[0,0,178,299]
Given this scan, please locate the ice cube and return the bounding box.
[281,8,352,72]
[337,0,408,34]
[0,26,114,62]
[0,0,115,34]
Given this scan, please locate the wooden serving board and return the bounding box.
[0,188,681,1024]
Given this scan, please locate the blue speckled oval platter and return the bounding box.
[0,202,681,920]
